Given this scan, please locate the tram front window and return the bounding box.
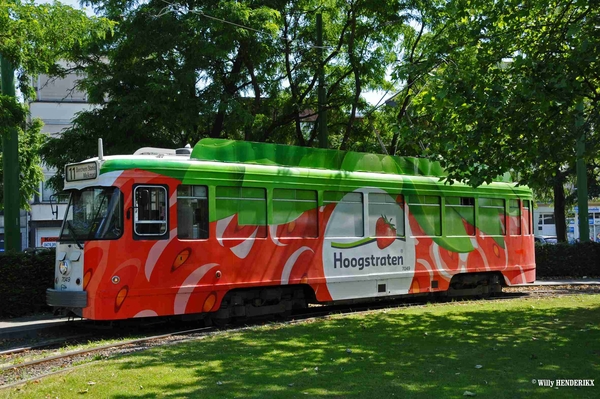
[60,187,124,242]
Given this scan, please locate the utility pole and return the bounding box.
[575,99,589,243]
[316,13,327,148]
[1,54,21,251]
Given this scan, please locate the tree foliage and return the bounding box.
[37,0,600,245]
[395,0,599,187]
[0,116,45,210]
[389,0,599,241]
[0,0,113,208]
[1,0,113,96]
[42,0,432,189]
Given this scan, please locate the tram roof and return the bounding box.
[190,138,449,178]
[65,139,524,193]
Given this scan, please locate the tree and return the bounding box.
[393,0,600,241]
[42,0,294,190]
[0,0,113,209]
[42,0,423,188]
[38,0,600,245]
[0,114,45,210]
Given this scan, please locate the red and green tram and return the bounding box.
[47,139,535,321]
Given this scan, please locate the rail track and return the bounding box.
[1,284,599,389]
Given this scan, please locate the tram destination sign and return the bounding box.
[66,162,98,182]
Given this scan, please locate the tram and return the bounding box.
[47,139,535,321]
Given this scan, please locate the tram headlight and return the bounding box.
[59,260,70,275]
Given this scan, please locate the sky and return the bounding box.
[35,0,94,15]
[59,0,82,5]
[37,0,83,7]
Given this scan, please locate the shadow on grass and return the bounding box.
[103,299,600,398]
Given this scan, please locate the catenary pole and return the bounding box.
[575,99,589,242]
[0,54,21,251]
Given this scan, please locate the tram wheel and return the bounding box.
[206,315,230,329]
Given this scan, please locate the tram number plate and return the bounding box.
[66,162,97,181]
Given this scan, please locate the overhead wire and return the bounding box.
[157,0,332,50]
[156,0,410,123]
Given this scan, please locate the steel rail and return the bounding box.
[0,326,215,390]
[0,334,95,357]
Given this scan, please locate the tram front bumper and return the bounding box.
[46,288,88,308]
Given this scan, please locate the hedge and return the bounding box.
[535,241,600,278]
[0,242,598,318]
[0,249,55,318]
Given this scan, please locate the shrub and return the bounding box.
[0,249,55,318]
[535,242,600,278]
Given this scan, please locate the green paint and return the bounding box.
[403,180,475,253]
[331,237,377,249]
[100,140,530,203]
[94,139,533,253]
[445,205,475,236]
[272,189,317,225]
[215,186,267,227]
[191,138,448,178]
[478,200,507,248]
[1,54,21,251]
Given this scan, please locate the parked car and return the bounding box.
[534,235,558,244]
[23,247,54,254]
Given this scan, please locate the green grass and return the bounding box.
[2,295,600,398]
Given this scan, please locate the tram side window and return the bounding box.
[408,195,441,236]
[479,198,506,236]
[177,185,209,239]
[216,186,267,238]
[523,200,532,235]
[368,193,405,237]
[134,186,168,237]
[324,191,364,238]
[509,199,521,235]
[445,197,475,236]
[273,189,318,238]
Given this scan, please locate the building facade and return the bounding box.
[27,68,96,249]
[534,202,600,242]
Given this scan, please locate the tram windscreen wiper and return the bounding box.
[87,191,109,240]
[66,220,84,249]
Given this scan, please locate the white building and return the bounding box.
[27,68,96,248]
[534,202,600,242]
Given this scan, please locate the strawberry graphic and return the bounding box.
[375,215,397,249]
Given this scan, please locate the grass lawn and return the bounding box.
[2,295,599,398]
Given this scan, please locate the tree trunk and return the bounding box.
[211,51,245,138]
[282,17,305,146]
[553,175,567,243]
[340,10,360,150]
